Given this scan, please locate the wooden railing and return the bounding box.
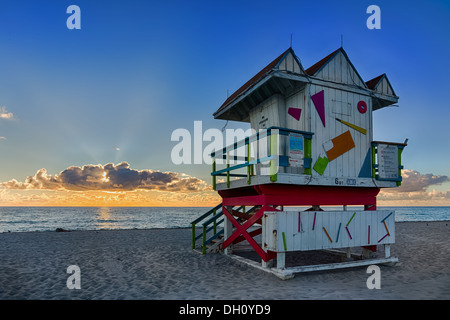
[371,140,407,186]
[210,126,314,189]
[191,203,222,252]
[191,204,246,254]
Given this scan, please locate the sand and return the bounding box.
[0,221,449,300]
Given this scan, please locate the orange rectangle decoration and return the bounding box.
[324,130,355,161]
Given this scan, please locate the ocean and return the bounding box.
[0,206,449,233]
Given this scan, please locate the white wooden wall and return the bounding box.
[249,95,285,175]
[264,210,395,252]
[247,49,377,181]
[285,88,308,132]
[249,94,285,130]
[309,84,373,178]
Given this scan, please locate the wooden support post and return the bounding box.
[270,131,278,182]
[247,142,252,185]
[222,205,276,262]
[262,259,274,268]
[385,244,391,258]
[224,206,233,255]
[277,252,286,270]
[202,225,207,254]
[191,223,196,249]
[397,147,403,186]
[371,144,376,179]
[212,159,216,190]
[213,207,217,235]
[261,212,274,268]
[226,152,230,188]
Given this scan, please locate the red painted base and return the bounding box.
[220,184,381,262]
[219,184,380,207]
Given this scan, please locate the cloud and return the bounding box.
[0,136,6,140]
[0,106,14,120]
[1,162,208,192]
[385,169,449,193]
[378,169,450,205]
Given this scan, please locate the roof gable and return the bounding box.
[305,48,340,76]
[306,48,367,88]
[214,48,305,117]
[366,73,396,97]
[275,48,304,74]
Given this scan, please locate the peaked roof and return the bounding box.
[214,47,398,120]
[305,48,341,76]
[366,73,396,95]
[305,47,367,88]
[365,73,385,89]
[214,47,303,117]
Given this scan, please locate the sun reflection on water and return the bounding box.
[95,207,118,229]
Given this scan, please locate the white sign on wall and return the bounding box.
[377,144,399,180]
[289,133,304,167]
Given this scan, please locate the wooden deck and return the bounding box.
[215,172,398,191]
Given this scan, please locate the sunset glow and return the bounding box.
[0,1,449,207]
[0,166,448,206]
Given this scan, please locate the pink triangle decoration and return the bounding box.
[288,107,302,121]
[311,90,326,127]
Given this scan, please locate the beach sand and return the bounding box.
[0,221,449,300]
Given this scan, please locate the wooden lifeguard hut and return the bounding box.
[191,47,406,279]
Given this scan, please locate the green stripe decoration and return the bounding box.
[304,138,312,175]
[346,212,356,227]
[371,144,376,178]
[282,232,287,251]
[212,159,216,190]
[397,147,403,186]
[247,143,251,185]
[270,133,278,182]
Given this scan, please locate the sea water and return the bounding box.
[0,207,204,233]
[0,206,449,233]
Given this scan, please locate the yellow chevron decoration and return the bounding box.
[335,118,367,135]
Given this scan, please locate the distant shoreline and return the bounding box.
[2,206,450,233]
[2,220,450,235]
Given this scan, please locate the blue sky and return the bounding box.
[0,0,449,205]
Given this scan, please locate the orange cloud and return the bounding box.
[2,166,448,207]
[378,169,450,206]
[1,162,208,192]
[0,162,220,207]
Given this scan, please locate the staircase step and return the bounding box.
[210,235,223,244]
[205,238,224,253]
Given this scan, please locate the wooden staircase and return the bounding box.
[191,204,260,254]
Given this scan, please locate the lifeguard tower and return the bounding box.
[191,47,406,279]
